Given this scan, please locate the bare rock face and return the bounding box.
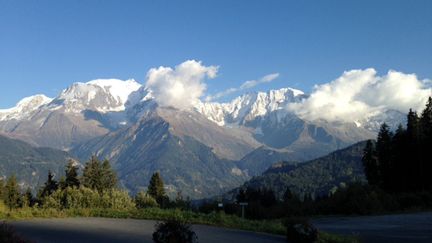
[72,108,250,199]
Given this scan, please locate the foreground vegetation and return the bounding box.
[1,97,431,242]
[0,202,357,243]
[0,156,357,242]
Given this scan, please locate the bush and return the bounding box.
[0,221,32,243]
[43,187,135,210]
[152,218,198,243]
[135,191,158,209]
[283,217,318,243]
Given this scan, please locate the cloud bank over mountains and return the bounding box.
[143,60,431,123]
[145,60,218,110]
[287,68,432,122]
[3,60,431,125]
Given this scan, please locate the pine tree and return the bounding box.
[82,155,102,192]
[0,179,4,199]
[419,97,432,190]
[40,171,58,198]
[23,187,35,207]
[376,123,393,190]
[100,159,117,191]
[82,156,118,192]
[236,188,247,203]
[147,172,166,206]
[392,125,407,191]
[4,175,21,210]
[283,188,294,203]
[65,159,80,188]
[406,109,421,190]
[362,140,380,186]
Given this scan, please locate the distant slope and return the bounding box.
[228,141,367,200]
[72,108,249,199]
[236,146,301,177]
[0,135,74,189]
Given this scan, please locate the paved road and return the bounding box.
[313,212,432,243]
[10,217,286,243]
[9,212,432,243]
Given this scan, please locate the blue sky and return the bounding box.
[1,0,431,108]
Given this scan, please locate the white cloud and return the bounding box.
[287,68,432,122]
[145,60,218,109]
[206,73,279,101]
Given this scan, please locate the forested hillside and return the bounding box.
[0,135,73,189]
[228,141,367,200]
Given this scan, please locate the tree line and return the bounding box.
[200,97,432,219]
[363,97,432,193]
[0,155,188,211]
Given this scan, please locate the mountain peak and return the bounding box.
[195,87,307,126]
[0,94,52,121]
[86,79,142,105]
[55,79,142,113]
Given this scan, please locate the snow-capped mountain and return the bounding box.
[0,78,405,153]
[195,88,307,126]
[0,79,408,198]
[51,79,141,113]
[0,79,142,149]
[0,94,52,121]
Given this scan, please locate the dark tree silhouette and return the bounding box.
[65,159,80,188]
[147,172,166,206]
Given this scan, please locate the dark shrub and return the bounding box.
[283,217,318,243]
[152,219,198,243]
[0,222,32,243]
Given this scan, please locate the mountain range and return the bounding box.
[0,79,405,198]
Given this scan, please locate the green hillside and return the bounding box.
[0,135,73,189]
[234,141,368,199]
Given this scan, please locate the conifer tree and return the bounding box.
[236,188,247,202]
[0,179,4,199]
[100,159,117,190]
[65,159,80,188]
[376,123,393,190]
[406,109,421,190]
[362,140,380,186]
[283,188,294,203]
[4,175,21,210]
[82,156,117,192]
[82,155,102,192]
[23,187,35,207]
[419,97,432,189]
[407,109,420,139]
[147,172,166,206]
[40,171,58,198]
[392,125,408,191]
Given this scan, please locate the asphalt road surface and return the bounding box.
[9,217,286,243]
[9,212,432,243]
[313,212,432,243]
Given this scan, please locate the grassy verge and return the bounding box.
[0,202,358,242]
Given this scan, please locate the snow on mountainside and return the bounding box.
[0,95,52,121]
[195,88,405,133]
[0,80,409,198]
[195,88,307,126]
[0,79,142,150]
[0,79,405,154]
[1,79,142,118]
[52,79,141,113]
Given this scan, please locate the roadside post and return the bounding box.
[239,202,248,219]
